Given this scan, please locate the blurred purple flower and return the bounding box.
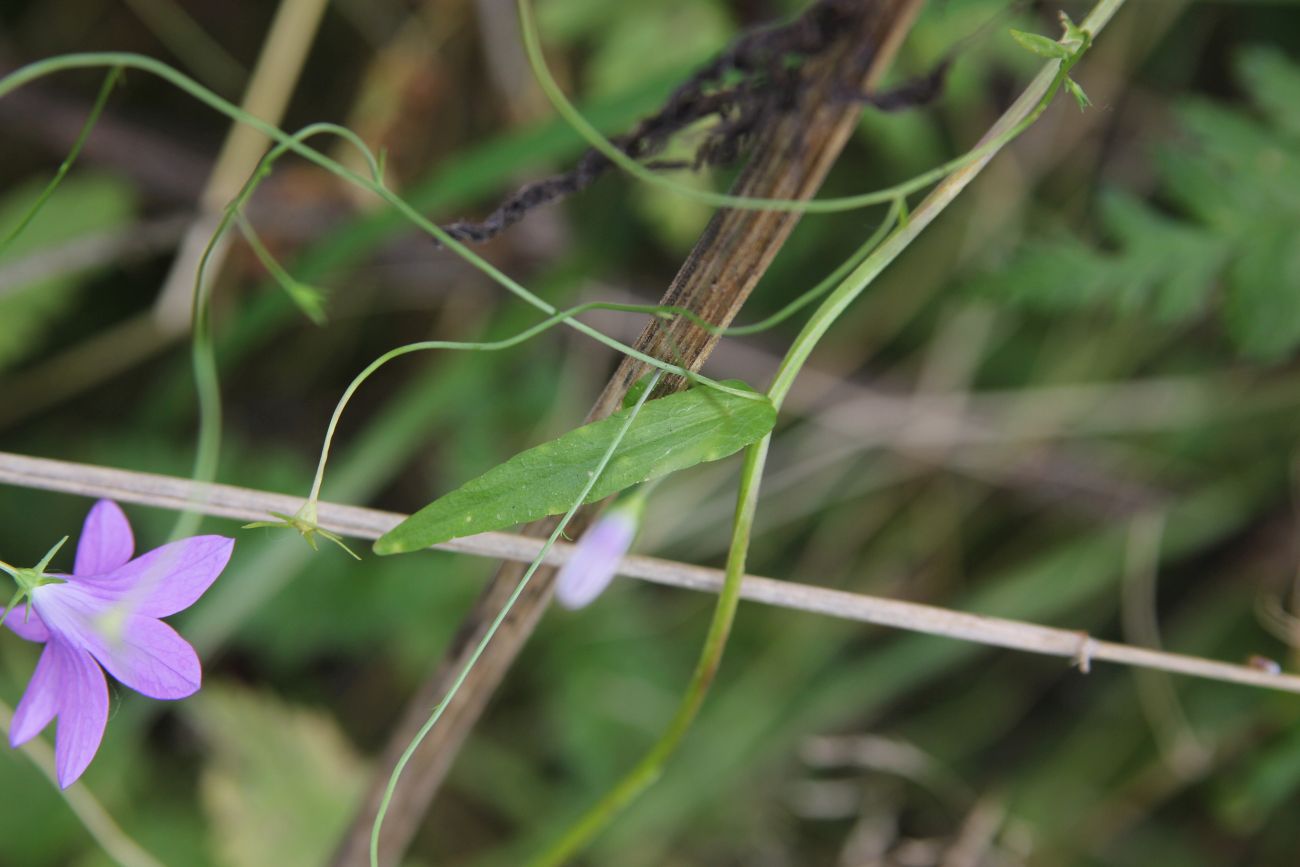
[2,500,233,787]
[555,505,640,610]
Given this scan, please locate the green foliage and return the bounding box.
[1215,712,1300,830]
[193,685,366,867]
[969,46,1300,360]
[0,172,137,370]
[6,5,1300,866]
[375,383,776,554]
[1010,29,1072,60]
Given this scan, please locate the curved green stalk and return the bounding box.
[304,304,674,506]
[0,68,121,255]
[293,196,898,511]
[528,433,768,867]
[0,53,762,391]
[166,122,390,540]
[517,0,1087,215]
[368,370,665,867]
[294,282,847,535]
[526,2,1124,861]
[725,199,901,335]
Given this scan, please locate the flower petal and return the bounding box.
[10,642,65,746]
[88,616,201,700]
[74,500,134,577]
[3,603,50,643]
[30,583,202,700]
[76,536,233,617]
[52,643,109,788]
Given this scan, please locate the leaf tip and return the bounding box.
[372,535,401,556]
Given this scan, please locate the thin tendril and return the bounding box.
[517,0,1088,215]
[0,53,756,391]
[302,199,896,512]
[0,51,1052,393]
[165,122,388,541]
[0,68,122,256]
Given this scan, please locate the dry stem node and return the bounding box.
[1073,631,1098,674]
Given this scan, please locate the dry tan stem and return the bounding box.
[0,450,1296,695]
[0,698,166,867]
[152,0,331,331]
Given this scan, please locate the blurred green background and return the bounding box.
[3,0,1300,865]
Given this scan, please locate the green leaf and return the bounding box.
[193,685,366,867]
[1097,190,1228,321]
[375,382,776,554]
[967,232,1114,313]
[1009,29,1070,60]
[966,47,1300,360]
[1214,716,1300,830]
[1064,76,1092,111]
[1223,223,1300,360]
[621,372,655,409]
[0,172,137,370]
[1235,45,1300,142]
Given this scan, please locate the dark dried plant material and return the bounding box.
[440,0,948,245]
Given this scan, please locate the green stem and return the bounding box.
[528,434,769,867]
[0,68,121,255]
[0,54,759,391]
[725,199,901,336]
[368,370,665,867]
[303,304,666,505]
[517,0,1087,215]
[301,254,897,507]
[166,122,384,540]
[526,0,1127,860]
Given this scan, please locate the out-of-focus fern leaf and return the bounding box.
[968,47,1300,360]
[0,172,137,370]
[1236,46,1300,143]
[1223,223,1300,359]
[1098,191,1228,321]
[1174,101,1300,218]
[193,685,366,867]
[967,232,1113,312]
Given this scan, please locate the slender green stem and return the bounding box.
[517,0,1087,215]
[165,122,384,539]
[767,20,1107,411]
[528,433,769,867]
[237,217,326,325]
[301,241,912,508]
[526,1,1127,860]
[368,370,664,867]
[0,54,754,390]
[0,68,121,255]
[726,199,901,336]
[303,285,820,506]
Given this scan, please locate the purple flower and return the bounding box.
[555,503,640,610]
[2,500,233,787]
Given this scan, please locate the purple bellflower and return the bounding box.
[555,496,644,611]
[1,500,233,788]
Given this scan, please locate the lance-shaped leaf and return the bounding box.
[375,383,776,555]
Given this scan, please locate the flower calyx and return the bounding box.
[0,535,69,628]
[243,502,360,559]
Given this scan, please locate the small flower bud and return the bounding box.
[555,499,642,610]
